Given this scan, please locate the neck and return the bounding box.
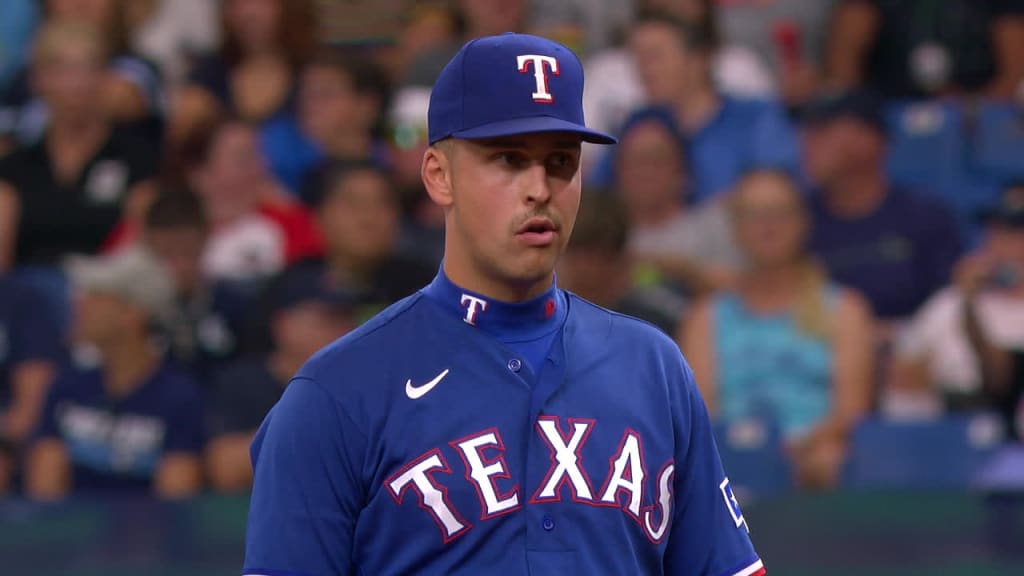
[100,336,158,398]
[268,349,304,385]
[675,87,719,133]
[443,260,552,303]
[823,168,887,217]
[741,260,805,307]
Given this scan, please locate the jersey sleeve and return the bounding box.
[664,362,765,576]
[243,376,365,576]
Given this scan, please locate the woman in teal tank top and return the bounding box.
[680,170,875,488]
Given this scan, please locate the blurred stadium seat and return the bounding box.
[842,414,1006,490]
[970,102,1024,183]
[885,101,1004,245]
[714,419,793,501]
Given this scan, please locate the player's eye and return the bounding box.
[494,152,527,167]
[547,152,578,171]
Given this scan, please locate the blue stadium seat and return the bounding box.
[885,101,1003,246]
[713,419,793,501]
[841,414,1007,490]
[886,100,964,191]
[971,102,1024,182]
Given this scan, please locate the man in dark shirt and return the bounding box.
[803,90,963,321]
[25,246,204,499]
[0,20,159,270]
[142,188,250,384]
[205,264,355,492]
[245,160,436,355]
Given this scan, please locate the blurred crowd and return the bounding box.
[0,0,1022,500]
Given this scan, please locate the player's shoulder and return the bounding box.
[566,292,682,358]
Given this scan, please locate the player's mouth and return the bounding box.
[515,217,558,246]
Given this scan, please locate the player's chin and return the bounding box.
[509,247,562,280]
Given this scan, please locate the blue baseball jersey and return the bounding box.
[244,272,765,576]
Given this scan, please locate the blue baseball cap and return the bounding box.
[428,33,616,145]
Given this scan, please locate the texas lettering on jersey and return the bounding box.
[386,416,675,544]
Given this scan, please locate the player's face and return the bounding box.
[732,172,808,268]
[426,132,583,301]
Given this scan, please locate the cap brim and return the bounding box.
[451,116,617,145]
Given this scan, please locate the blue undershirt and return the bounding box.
[421,270,567,379]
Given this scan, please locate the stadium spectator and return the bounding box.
[558,192,684,335]
[714,0,839,108]
[0,274,62,494]
[141,187,250,383]
[125,0,221,87]
[0,0,166,149]
[802,90,963,323]
[262,49,391,196]
[171,0,316,143]
[0,20,159,273]
[402,0,529,87]
[528,0,634,57]
[174,117,323,286]
[252,161,435,344]
[826,0,1024,100]
[582,0,777,151]
[25,246,204,500]
[387,86,445,269]
[205,265,354,492]
[613,108,743,296]
[384,1,458,83]
[681,170,874,489]
[592,10,800,204]
[893,183,1024,424]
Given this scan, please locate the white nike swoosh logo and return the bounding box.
[405,369,450,399]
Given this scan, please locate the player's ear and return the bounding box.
[422,142,454,207]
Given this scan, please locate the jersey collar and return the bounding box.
[421,269,567,341]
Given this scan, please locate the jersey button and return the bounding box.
[508,358,522,373]
[542,516,555,531]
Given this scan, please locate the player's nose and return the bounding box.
[523,164,552,204]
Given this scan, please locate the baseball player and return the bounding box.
[244,33,765,576]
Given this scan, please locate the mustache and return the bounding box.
[512,211,561,231]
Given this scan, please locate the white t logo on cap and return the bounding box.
[517,54,559,103]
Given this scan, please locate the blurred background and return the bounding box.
[0,0,1022,574]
